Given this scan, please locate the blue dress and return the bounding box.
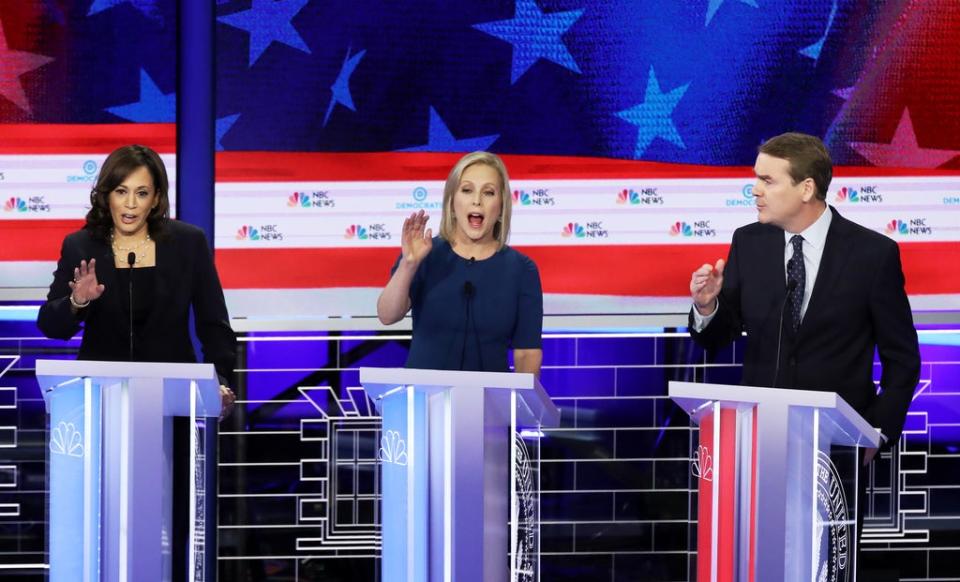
[392,237,543,372]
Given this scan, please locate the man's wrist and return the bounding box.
[695,299,717,316]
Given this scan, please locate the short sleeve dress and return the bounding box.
[391,237,543,372]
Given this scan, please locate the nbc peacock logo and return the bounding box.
[836,185,882,203]
[561,222,585,238]
[885,219,908,235]
[378,430,408,466]
[344,224,368,240]
[513,190,532,205]
[288,192,311,208]
[885,218,932,236]
[670,221,693,237]
[4,197,27,212]
[618,187,663,205]
[49,421,84,458]
[513,188,555,206]
[288,190,335,208]
[236,225,260,240]
[617,189,640,205]
[691,444,712,482]
[836,186,859,203]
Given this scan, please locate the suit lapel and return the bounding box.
[143,231,173,332]
[798,207,852,337]
[765,227,787,301]
[91,238,122,319]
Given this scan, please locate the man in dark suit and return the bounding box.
[688,133,920,579]
[689,132,920,461]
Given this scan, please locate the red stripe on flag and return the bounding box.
[215,151,960,182]
[215,247,400,289]
[0,219,83,260]
[212,242,960,295]
[216,151,754,181]
[523,245,730,296]
[0,124,176,154]
[5,220,959,296]
[899,242,960,295]
[212,245,734,294]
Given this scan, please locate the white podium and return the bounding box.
[669,381,881,582]
[360,368,560,582]
[36,359,222,582]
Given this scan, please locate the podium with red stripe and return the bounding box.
[670,382,880,582]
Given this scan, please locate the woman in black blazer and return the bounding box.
[37,144,236,411]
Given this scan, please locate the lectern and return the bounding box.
[669,381,880,582]
[36,359,221,582]
[360,368,560,582]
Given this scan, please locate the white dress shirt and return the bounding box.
[693,205,833,330]
[690,206,886,444]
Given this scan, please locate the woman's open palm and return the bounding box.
[401,210,433,265]
[68,258,105,304]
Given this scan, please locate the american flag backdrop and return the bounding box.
[4,3,960,581]
[213,0,960,165]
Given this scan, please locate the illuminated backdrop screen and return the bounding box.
[211,0,960,317]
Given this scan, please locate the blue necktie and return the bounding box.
[787,235,805,332]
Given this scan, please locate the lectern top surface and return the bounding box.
[35,359,218,391]
[669,381,846,407]
[359,367,560,428]
[668,381,880,447]
[360,366,537,390]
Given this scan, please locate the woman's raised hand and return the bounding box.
[401,210,433,265]
[68,258,106,305]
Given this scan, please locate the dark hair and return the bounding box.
[758,132,833,200]
[84,144,170,241]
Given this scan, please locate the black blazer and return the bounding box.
[37,220,237,386]
[690,207,920,444]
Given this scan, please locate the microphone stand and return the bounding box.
[773,279,797,387]
[128,251,135,362]
[460,281,474,370]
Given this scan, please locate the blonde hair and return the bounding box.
[439,151,512,250]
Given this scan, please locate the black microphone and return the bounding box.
[459,282,473,369]
[468,256,475,265]
[773,278,798,387]
[127,251,135,362]
[459,281,484,371]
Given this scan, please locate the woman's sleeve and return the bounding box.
[190,231,238,387]
[511,256,543,349]
[37,235,85,340]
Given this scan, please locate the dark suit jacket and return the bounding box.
[37,220,237,386]
[690,207,920,444]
